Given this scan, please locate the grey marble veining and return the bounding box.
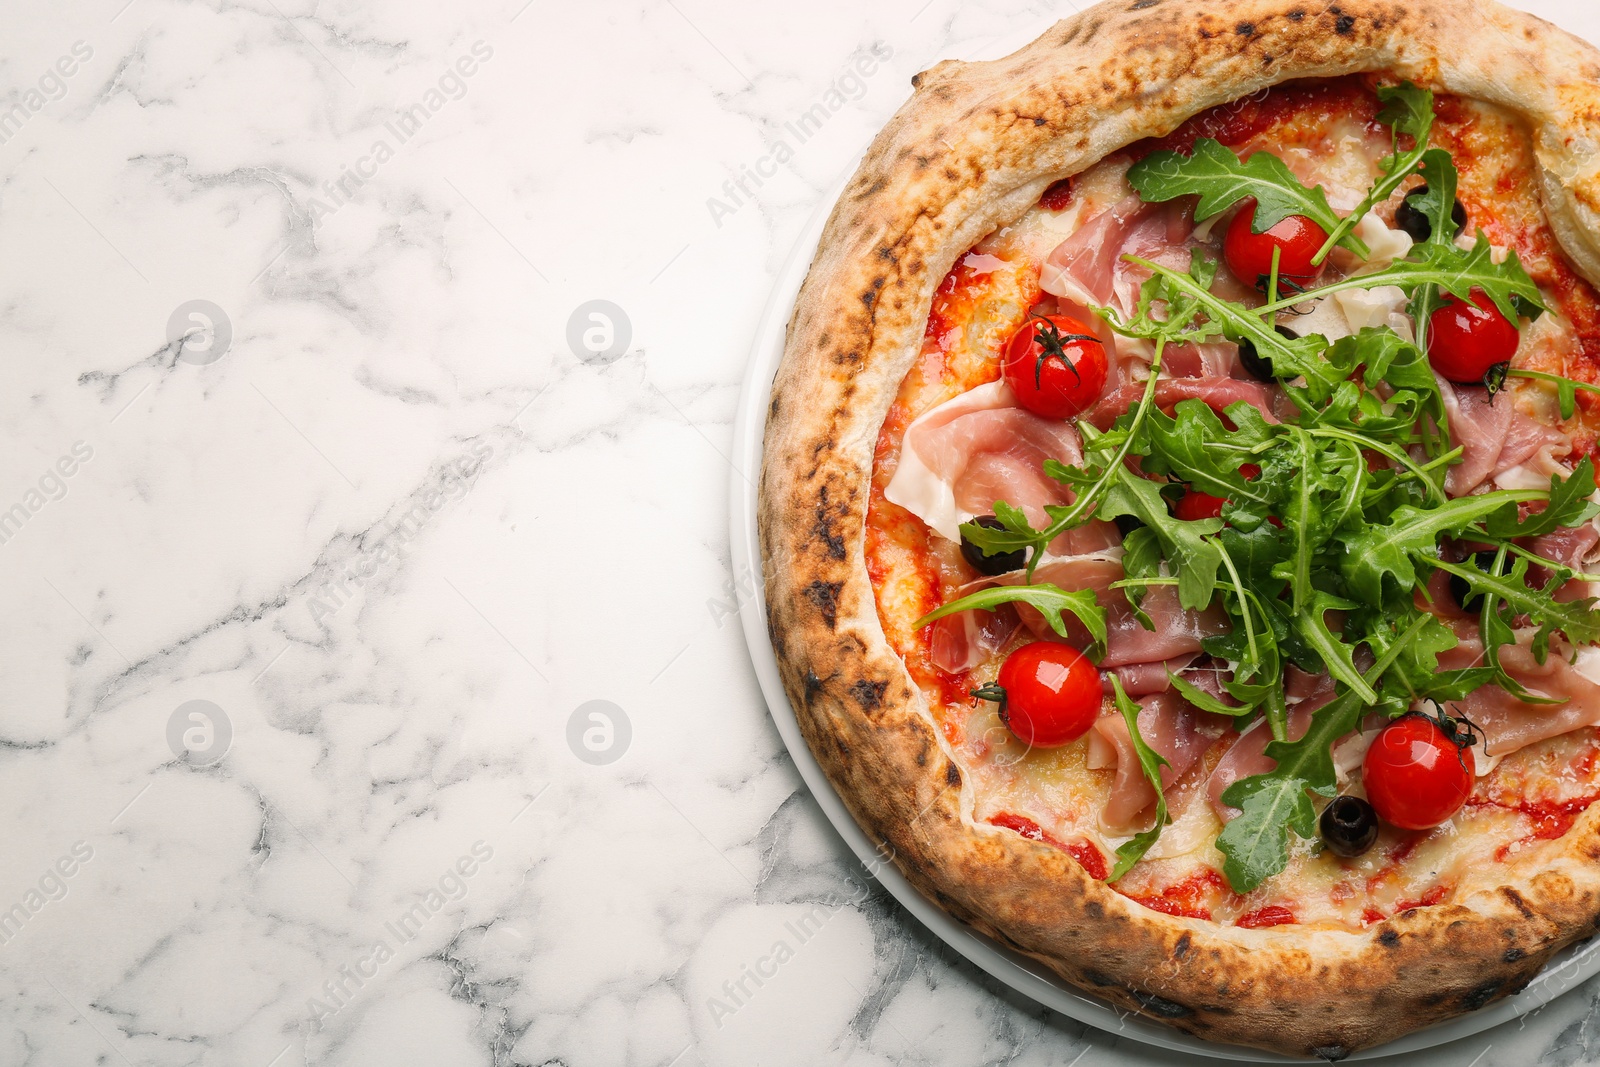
[0,1,1597,1064]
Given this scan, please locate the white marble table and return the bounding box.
[2,1,1599,1064]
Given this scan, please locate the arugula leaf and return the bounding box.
[1106,676,1170,882]
[1142,399,1273,506]
[1107,249,1220,347]
[1364,609,1492,711]
[1261,233,1546,323]
[1411,148,1460,251]
[1116,256,1345,400]
[1094,464,1223,610]
[1127,138,1366,256]
[1340,489,1546,602]
[1168,670,1253,716]
[913,583,1108,657]
[1216,692,1364,893]
[1120,525,1162,628]
[1295,592,1378,704]
[1434,556,1600,653]
[1216,774,1319,895]
[1312,83,1435,265]
[1479,457,1599,539]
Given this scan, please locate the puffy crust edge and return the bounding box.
[757,0,1600,1056]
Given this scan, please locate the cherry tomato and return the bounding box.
[1174,490,1226,521]
[1001,314,1108,419]
[1426,289,1521,384]
[1223,199,1328,290]
[990,641,1102,747]
[1362,713,1476,830]
[1173,464,1260,521]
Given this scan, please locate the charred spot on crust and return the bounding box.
[1378,928,1400,948]
[1131,990,1192,1018]
[861,277,884,310]
[1313,1046,1350,1062]
[1504,947,1527,962]
[804,671,824,699]
[1287,8,1305,19]
[945,761,961,787]
[1082,969,1117,986]
[1462,979,1503,1011]
[1235,21,1254,35]
[849,678,888,711]
[1085,900,1104,919]
[804,580,841,627]
[1334,14,1356,34]
[1502,886,1536,919]
[1129,0,1158,7]
[1173,932,1191,959]
[813,487,846,560]
[1033,117,1047,126]
[910,71,923,89]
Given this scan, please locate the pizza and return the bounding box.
[758,0,1600,1057]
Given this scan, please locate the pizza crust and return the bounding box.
[757,0,1600,1056]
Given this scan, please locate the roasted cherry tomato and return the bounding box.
[1224,199,1328,290]
[976,641,1101,747]
[1001,314,1108,419]
[1426,289,1521,384]
[1362,712,1477,830]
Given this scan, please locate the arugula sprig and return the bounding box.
[913,584,1108,659]
[1217,613,1434,892]
[1309,83,1435,265]
[1106,675,1171,881]
[1128,138,1368,258]
[1508,368,1600,419]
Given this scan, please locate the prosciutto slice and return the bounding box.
[1040,195,1196,317]
[928,597,1019,674]
[1088,690,1211,829]
[1440,378,1572,496]
[1435,621,1600,758]
[883,382,1118,556]
[1106,652,1200,698]
[1083,377,1281,431]
[1013,557,1230,667]
[1206,670,1338,822]
[1531,523,1600,572]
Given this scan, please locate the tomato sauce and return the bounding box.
[1393,884,1452,914]
[1127,867,1230,920]
[1236,904,1297,929]
[1039,178,1074,212]
[1129,76,1385,159]
[989,812,1110,879]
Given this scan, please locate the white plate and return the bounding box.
[728,21,1600,1062]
